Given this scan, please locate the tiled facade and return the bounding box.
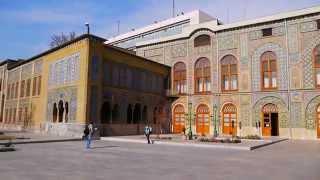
[134,9,320,139]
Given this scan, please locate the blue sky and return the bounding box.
[1,0,320,60]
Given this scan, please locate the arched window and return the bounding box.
[127,104,132,124]
[221,55,238,91]
[142,106,147,123]
[112,104,119,123]
[65,102,69,123]
[313,45,320,88]
[133,104,141,124]
[173,62,187,94]
[101,102,111,124]
[58,100,64,123]
[261,51,277,90]
[194,35,211,47]
[153,107,157,124]
[53,103,57,123]
[195,58,211,93]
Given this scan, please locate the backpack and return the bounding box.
[83,126,89,136]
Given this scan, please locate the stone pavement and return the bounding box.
[0,140,319,180]
[101,134,287,150]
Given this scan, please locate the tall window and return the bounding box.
[195,58,211,93]
[15,82,19,98]
[32,77,37,96]
[37,76,41,95]
[261,51,277,90]
[20,80,25,97]
[221,55,238,91]
[194,35,211,47]
[173,62,187,94]
[314,45,320,88]
[26,78,31,97]
[10,84,14,99]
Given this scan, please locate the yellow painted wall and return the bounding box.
[39,38,90,125]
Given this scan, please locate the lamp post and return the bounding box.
[187,102,193,140]
[213,104,218,137]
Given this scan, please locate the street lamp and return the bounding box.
[187,102,193,140]
[213,104,218,137]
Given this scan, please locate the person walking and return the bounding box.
[144,125,152,144]
[83,121,94,149]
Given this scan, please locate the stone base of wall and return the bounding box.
[209,126,318,140]
[0,123,23,131]
[99,124,165,136]
[42,122,85,138]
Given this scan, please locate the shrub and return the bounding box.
[221,138,241,143]
[197,137,221,143]
[241,135,261,140]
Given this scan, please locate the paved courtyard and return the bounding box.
[0,140,319,180]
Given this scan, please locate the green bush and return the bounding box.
[197,137,221,143]
[241,135,261,140]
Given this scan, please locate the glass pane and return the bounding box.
[272,72,277,88]
[199,79,203,92]
[224,76,229,90]
[205,79,211,91]
[231,75,237,90]
[264,75,269,88]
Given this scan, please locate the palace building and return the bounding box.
[0,34,171,137]
[106,6,320,139]
[1,6,320,140]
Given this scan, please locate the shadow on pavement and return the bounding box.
[90,145,119,149]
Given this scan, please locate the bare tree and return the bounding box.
[49,32,76,48]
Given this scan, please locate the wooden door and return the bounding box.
[317,105,320,138]
[262,113,271,136]
[173,105,185,133]
[196,105,210,135]
[262,104,278,136]
[222,104,237,136]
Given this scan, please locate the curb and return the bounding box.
[0,138,82,145]
[249,138,288,150]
